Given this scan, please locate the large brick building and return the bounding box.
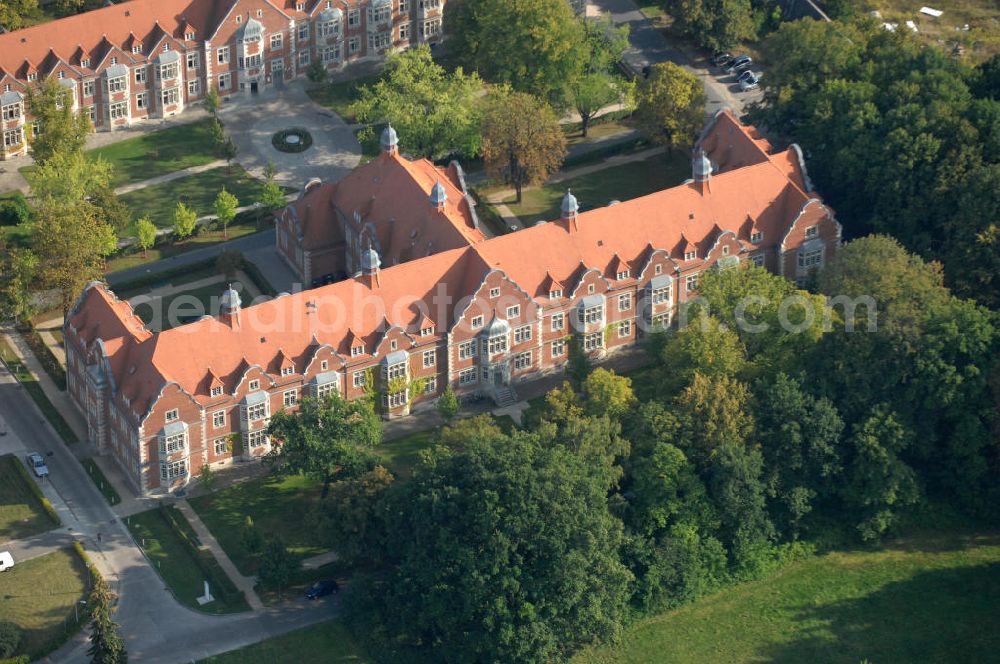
[0,0,444,159]
[65,111,841,495]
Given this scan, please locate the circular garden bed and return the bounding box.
[271,128,313,153]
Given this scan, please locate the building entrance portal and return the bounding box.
[250,81,259,94]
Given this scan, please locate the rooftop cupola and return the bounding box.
[561,189,579,231]
[360,240,381,288]
[693,149,712,183]
[220,284,241,328]
[430,181,447,210]
[380,124,399,155]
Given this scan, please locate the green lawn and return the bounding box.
[80,458,121,506]
[305,74,381,123]
[0,454,58,540]
[125,507,250,614]
[104,226,267,274]
[118,166,268,230]
[492,151,689,226]
[199,619,370,663]
[0,548,90,660]
[375,429,437,480]
[573,530,1000,664]
[87,119,221,188]
[0,337,78,445]
[128,280,252,332]
[189,473,327,575]
[563,119,635,146]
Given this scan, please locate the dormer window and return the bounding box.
[751,231,764,243]
[351,345,364,357]
[132,45,142,54]
[281,366,294,376]
[186,32,195,40]
[296,1,305,9]
[110,57,117,65]
[489,287,500,298]
[27,73,37,81]
[57,71,65,79]
[249,379,260,391]
[162,44,170,52]
[421,326,434,336]
[81,59,91,67]
[549,289,562,299]
[684,250,697,261]
[616,270,630,280]
[210,386,223,397]
[471,315,483,329]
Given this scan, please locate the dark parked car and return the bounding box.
[304,578,339,599]
[713,52,732,67]
[726,55,752,73]
[736,69,756,83]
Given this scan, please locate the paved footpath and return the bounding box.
[113,159,227,195]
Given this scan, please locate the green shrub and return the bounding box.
[0,622,23,659]
[0,193,30,227]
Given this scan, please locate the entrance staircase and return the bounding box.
[493,386,517,408]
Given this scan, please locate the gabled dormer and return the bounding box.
[676,235,697,262]
[608,253,631,281]
[540,272,564,300]
[205,368,226,398]
[273,348,296,378]
[346,328,366,358]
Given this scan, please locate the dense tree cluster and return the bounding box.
[750,19,1000,308]
[313,238,998,663]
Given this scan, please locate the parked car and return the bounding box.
[726,55,752,73]
[739,72,760,91]
[26,452,48,478]
[304,578,339,599]
[0,551,13,572]
[712,52,732,67]
[736,69,756,83]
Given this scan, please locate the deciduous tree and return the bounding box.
[267,394,382,497]
[135,217,157,258]
[25,77,93,164]
[436,383,459,421]
[662,0,755,51]
[633,62,706,153]
[481,89,566,203]
[213,187,238,238]
[172,202,197,240]
[86,574,127,664]
[257,535,298,597]
[352,46,484,159]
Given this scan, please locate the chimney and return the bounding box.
[560,189,579,231]
[219,284,241,329]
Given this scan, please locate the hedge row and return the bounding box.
[8,453,60,527]
[81,458,121,506]
[157,505,246,606]
[16,324,66,390]
[107,257,218,293]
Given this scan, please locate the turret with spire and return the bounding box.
[380,124,399,155]
[219,283,241,328]
[359,238,381,289]
[693,149,712,193]
[561,189,579,231]
[430,181,447,211]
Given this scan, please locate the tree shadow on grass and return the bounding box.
[756,562,1000,663]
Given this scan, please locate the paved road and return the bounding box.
[592,0,762,115]
[0,361,339,664]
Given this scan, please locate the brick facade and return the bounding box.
[0,0,444,159]
[65,111,842,496]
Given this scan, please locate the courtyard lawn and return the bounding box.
[104,226,267,274]
[374,429,437,480]
[573,529,1000,664]
[127,280,252,332]
[492,151,689,226]
[125,507,250,614]
[87,119,221,188]
[0,548,90,660]
[0,453,58,540]
[189,473,327,575]
[118,166,269,230]
[305,74,381,123]
[199,618,370,663]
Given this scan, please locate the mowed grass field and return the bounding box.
[87,119,221,188]
[0,453,58,540]
[0,548,90,659]
[573,530,1000,664]
[199,619,370,663]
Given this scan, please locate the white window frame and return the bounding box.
[165,408,179,422]
[135,91,148,109]
[459,367,477,385]
[108,76,126,93]
[618,293,632,311]
[186,52,199,70]
[514,351,531,370]
[686,274,699,292]
[583,332,603,352]
[551,339,566,358]
[487,335,507,355]
[458,340,475,360]
[551,313,565,331]
[83,80,95,97]
[514,325,532,344]
[283,389,298,407]
[506,305,520,319]
[751,231,764,243]
[187,79,200,97]
[218,73,231,90]
[422,349,435,368]
[489,287,500,298]
[352,370,367,388]
[619,320,632,338]
[471,315,484,330]
[248,430,269,449]
[217,46,230,64]
[247,402,268,421]
[214,438,229,455]
[271,33,283,50]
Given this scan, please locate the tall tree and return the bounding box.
[662,0,755,51]
[257,535,299,597]
[633,62,706,153]
[25,77,93,164]
[351,46,484,159]
[481,89,566,204]
[213,187,238,239]
[444,0,587,105]
[267,394,382,497]
[0,0,41,31]
[0,244,38,323]
[568,15,632,137]
[86,574,127,664]
[360,432,632,664]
